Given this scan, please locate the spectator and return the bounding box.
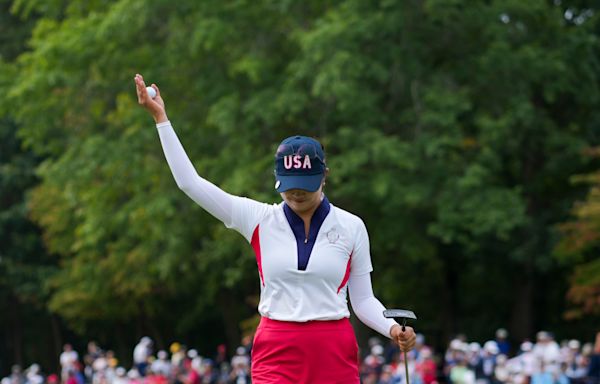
[104,350,118,384]
[64,370,77,384]
[467,342,482,374]
[414,347,437,384]
[82,341,101,383]
[199,359,218,384]
[9,365,25,384]
[179,349,200,384]
[393,350,418,384]
[474,340,498,384]
[229,347,250,384]
[495,329,510,356]
[239,335,253,357]
[384,337,401,367]
[73,362,85,384]
[564,339,587,384]
[493,354,509,383]
[506,341,536,382]
[214,344,227,370]
[450,352,475,384]
[126,369,141,384]
[363,344,386,379]
[588,332,600,384]
[445,339,467,379]
[145,366,168,384]
[171,343,187,370]
[112,367,128,384]
[24,364,43,384]
[533,331,561,368]
[412,333,428,363]
[377,365,395,384]
[531,361,569,384]
[59,344,78,382]
[5,329,599,384]
[86,342,101,361]
[151,350,172,378]
[133,337,153,376]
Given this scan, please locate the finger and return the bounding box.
[134,74,148,104]
[395,333,416,349]
[134,73,146,89]
[151,83,161,101]
[398,331,411,340]
[134,75,144,103]
[400,339,416,351]
[135,73,146,86]
[395,335,410,344]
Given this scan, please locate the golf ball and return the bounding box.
[146,86,157,99]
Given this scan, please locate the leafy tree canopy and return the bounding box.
[2,0,599,353]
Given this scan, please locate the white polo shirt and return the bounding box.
[156,121,397,337]
[227,197,372,322]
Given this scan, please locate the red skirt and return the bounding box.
[251,317,360,384]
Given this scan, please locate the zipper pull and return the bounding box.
[304,237,308,244]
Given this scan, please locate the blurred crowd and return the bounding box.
[361,329,600,384]
[2,337,252,384]
[1,329,599,384]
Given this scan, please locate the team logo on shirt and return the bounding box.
[327,229,339,243]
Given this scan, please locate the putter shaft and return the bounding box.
[383,309,417,384]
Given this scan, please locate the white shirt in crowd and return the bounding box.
[133,337,152,364]
[59,348,78,373]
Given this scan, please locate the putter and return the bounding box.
[383,309,417,384]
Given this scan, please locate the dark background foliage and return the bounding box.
[1,0,599,375]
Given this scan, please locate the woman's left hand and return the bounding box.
[390,324,416,352]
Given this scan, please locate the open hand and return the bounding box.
[134,73,168,123]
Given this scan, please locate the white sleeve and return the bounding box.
[156,121,235,225]
[228,196,273,242]
[156,121,272,238]
[350,218,373,275]
[348,272,398,339]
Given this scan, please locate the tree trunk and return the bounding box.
[9,295,23,367]
[115,322,132,368]
[440,249,458,344]
[510,267,534,342]
[50,314,63,373]
[146,317,164,351]
[218,290,241,355]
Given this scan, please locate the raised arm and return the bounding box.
[134,74,235,225]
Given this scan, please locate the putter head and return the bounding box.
[383,309,417,320]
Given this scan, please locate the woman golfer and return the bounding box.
[134,74,416,383]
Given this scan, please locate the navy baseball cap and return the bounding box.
[274,135,326,193]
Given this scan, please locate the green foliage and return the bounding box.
[0,0,61,369]
[556,149,600,318]
[1,0,600,355]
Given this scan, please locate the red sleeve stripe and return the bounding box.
[337,252,352,294]
[251,225,265,287]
